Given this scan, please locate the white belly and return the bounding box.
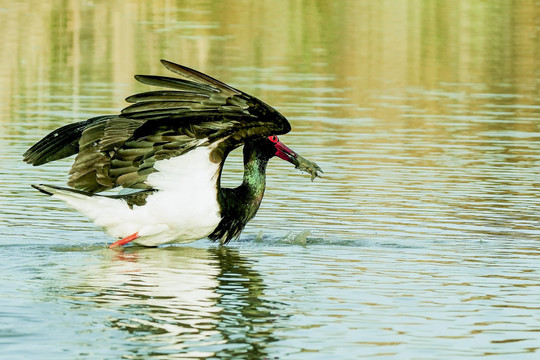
[53,147,222,246]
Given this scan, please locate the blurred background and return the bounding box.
[3,1,539,122]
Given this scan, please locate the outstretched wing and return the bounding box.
[25,60,291,193]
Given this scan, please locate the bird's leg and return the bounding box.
[109,232,139,248]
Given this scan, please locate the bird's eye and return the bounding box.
[268,135,279,143]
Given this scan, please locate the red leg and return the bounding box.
[109,232,139,248]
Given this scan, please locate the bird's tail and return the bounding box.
[31,184,96,198]
[31,183,131,230]
[31,183,103,221]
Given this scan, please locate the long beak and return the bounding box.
[274,140,323,181]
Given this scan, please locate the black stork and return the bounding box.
[23,60,322,247]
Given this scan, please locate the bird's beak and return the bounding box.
[274,140,323,181]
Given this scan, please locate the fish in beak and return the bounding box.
[268,135,323,181]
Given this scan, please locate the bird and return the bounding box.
[23,59,322,248]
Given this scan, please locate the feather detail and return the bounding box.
[160,59,241,95]
[25,59,292,195]
[125,90,210,103]
[134,75,219,93]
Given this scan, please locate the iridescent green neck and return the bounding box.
[209,146,270,244]
[242,151,267,200]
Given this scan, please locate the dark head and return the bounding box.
[244,135,323,180]
[210,135,322,244]
[243,135,300,165]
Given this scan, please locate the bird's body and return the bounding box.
[40,146,222,246]
[24,60,321,247]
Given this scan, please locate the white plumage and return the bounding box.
[48,147,222,246]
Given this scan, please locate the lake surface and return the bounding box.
[1,1,540,359]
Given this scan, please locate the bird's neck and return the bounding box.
[232,147,268,223]
[240,149,268,204]
[210,147,269,243]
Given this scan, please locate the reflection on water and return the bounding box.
[1,0,540,359]
[61,247,282,359]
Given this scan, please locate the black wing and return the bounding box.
[24,60,291,193]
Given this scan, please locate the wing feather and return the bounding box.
[160,59,240,95]
[134,75,219,93]
[125,90,211,103]
[27,60,292,194]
